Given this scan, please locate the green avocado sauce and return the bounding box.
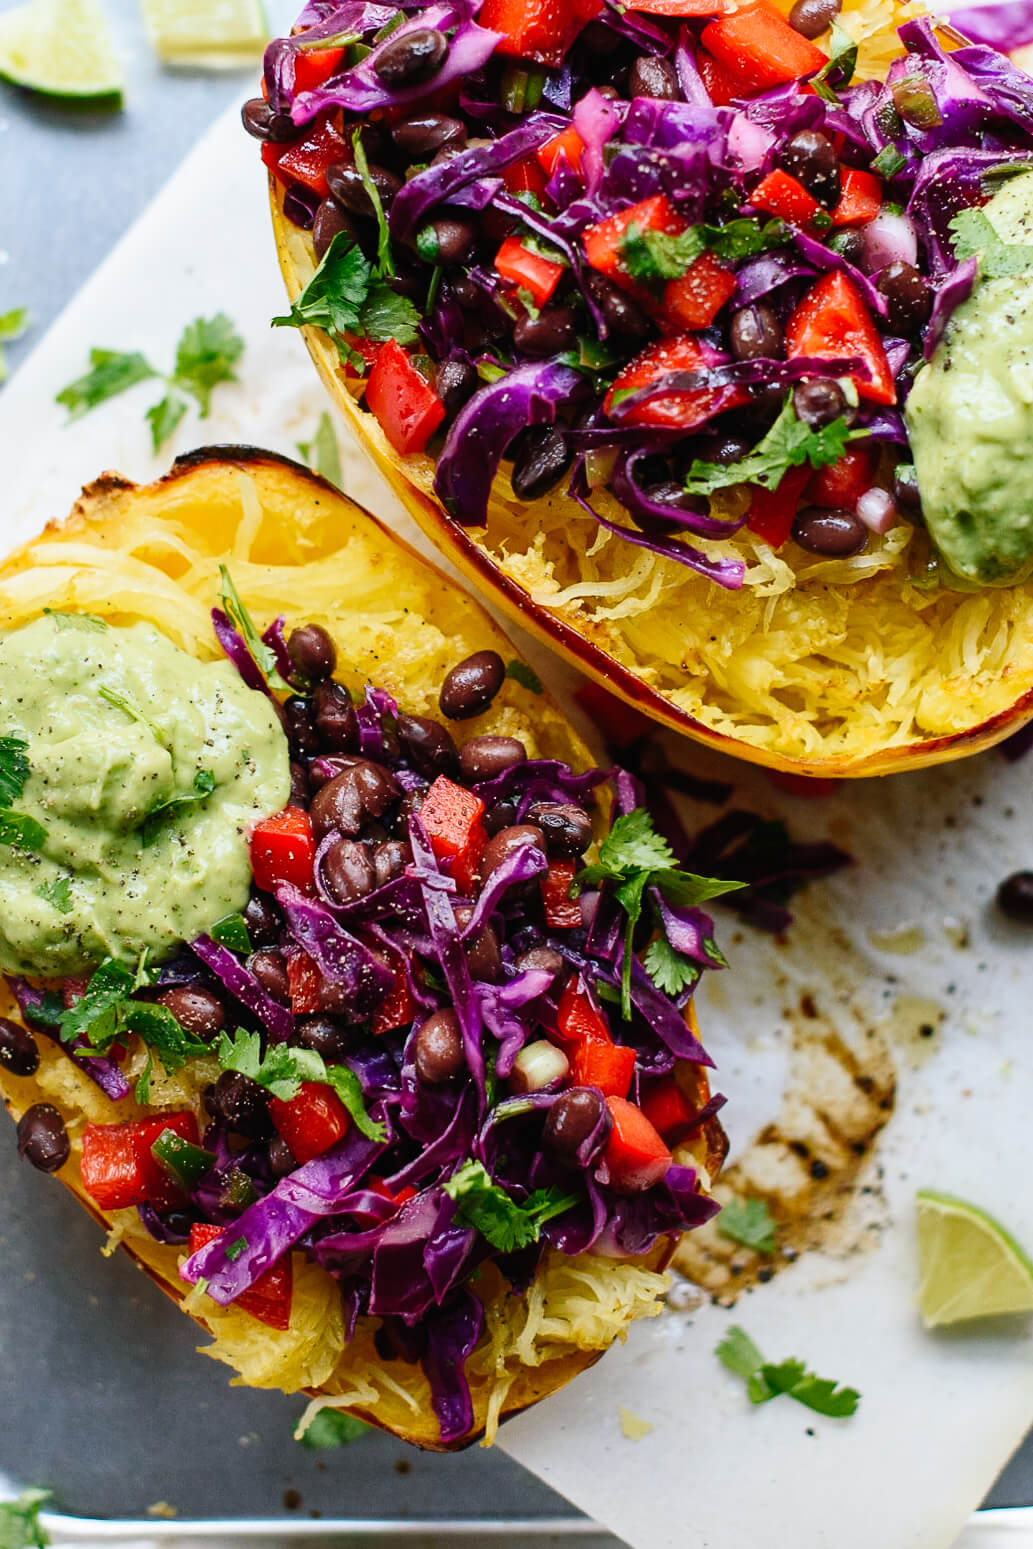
[0,613,290,977]
[907,174,1033,586]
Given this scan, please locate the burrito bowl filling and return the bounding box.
[252,0,1033,593]
[2,593,730,1444]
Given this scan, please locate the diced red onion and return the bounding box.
[857,487,898,534]
[863,209,918,273]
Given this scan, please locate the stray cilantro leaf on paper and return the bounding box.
[172,313,244,414]
[716,1325,860,1418]
[444,1160,577,1252]
[0,1488,50,1549]
[298,1409,371,1448]
[297,411,344,488]
[56,349,158,418]
[718,1197,777,1255]
[0,307,30,384]
[504,659,543,694]
[145,394,187,453]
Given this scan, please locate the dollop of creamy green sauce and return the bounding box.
[907,174,1033,585]
[0,614,290,976]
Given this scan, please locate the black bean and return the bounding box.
[411,1009,465,1083]
[997,871,1033,923]
[156,986,225,1042]
[417,215,477,265]
[284,696,319,758]
[290,761,310,808]
[527,802,593,859]
[160,1210,196,1242]
[788,0,841,36]
[453,904,504,982]
[780,129,841,208]
[436,357,479,421]
[241,97,296,142]
[327,159,402,219]
[248,949,290,1003]
[431,140,467,168]
[792,507,868,557]
[681,433,753,473]
[877,260,932,334]
[729,303,783,362]
[480,824,546,886]
[583,269,651,346]
[310,761,402,839]
[391,111,466,159]
[212,1070,273,1140]
[393,789,425,838]
[439,650,506,721]
[893,463,922,517]
[459,734,527,783]
[628,55,681,100]
[296,1014,352,1060]
[268,1135,297,1178]
[313,680,359,753]
[543,1088,609,1162]
[0,1017,38,1077]
[634,481,709,536]
[322,837,378,905]
[243,890,282,948]
[793,377,849,430]
[509,426,573,503]
[17,1104,69,1173]
[309,754,360,792]
[483,796,521,837]
[375,25,448,86]
[372,839,412,888]
[397,712,459,779]
[514,306,578,359]
[515,945,568,982]
[288,623,337,682]
[312,199,364,263]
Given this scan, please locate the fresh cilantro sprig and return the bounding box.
[718,1197,777,1255]
[443,1159,577,1252]
[0,812,47,852]
[219,565,290,692]
[218,1027,387,1143]
[297,411,343,488]
[620,217,788,284]
[42,608,107,633]
[684,394,866,498]
[576,808,743,1018]
[0,1488,50,1549]
[715,1326,860,1417]
[57,957,210,1079]
[0,307,31,384]
[97,685,167,745]
[36,875,73,915]
[272,232,419,368]
[143,769,216,846]
[0,736,30,807]
[55,313,244,451]
[950,205,1033,279]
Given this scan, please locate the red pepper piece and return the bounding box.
[639,1074,700,1143]
[662,251,738,332]
[503,155,551,203]
[479,0,603,67]
[627,0,729,11]
[583,193,684,293]
[785,271,896,406]
[261,116,350,199]
[750,168,820,226]
[250,806,315,895]
[365,339,446,456]
[572,1038,637,1099]
[349,1175,418,1225]
[701,2,826,93]
[80,1112,199,1212]
[540,860,583,930]
[574,681,652,750]
[602,1096,673,1191]
[189,1222,293,1331]
[495,235,565,309]
[368,944,416,1036]
[830,166,882,228]
[419,775,488,894]
[807,444,879,509]
[745,464,811,549]
[291,45,346,95]
[287,950,322,1014]
[697,49,745,105]
[605,333,748,431]
[537,122,586,176]
[555,978,611,1049]
[269,1081,350,1165]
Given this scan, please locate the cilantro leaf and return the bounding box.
[358,281,420,346]
[0,811,47,852]
[297,411,343,489]
[705,217,789,262]
[505,659,543,694]
[272,232,372,336]
[620,223,706,282]
[219,565,290,692]
[648,868,745,908]
[949,205,1033,279]
[776,1371,861,1418]
[217,1029,387,1142]
[715,1325,860,1417]
[353,129,394,278]
[642,934,700,997]
[717,1196,777,1255]
[715,1324,766,1378]
[143,769,216,845]
[36,875,74,915]
[135,1049,155,1105]
[0,306,30,384]
[145,393,187,452]
[58,958,135,1046]
[590,808,677,879]
[97,685,167,745]
[172,313,244,415]
[0,1489,50,1549]
[443,1159,577,1252]
[683,394,863,498]
[56,349,158,418]
[810,18,858,102]
[0,736,30,806]
[42,609,107,633]
[209,912,252,954]
[58,956,207,1073]
[299,1408,371,1448]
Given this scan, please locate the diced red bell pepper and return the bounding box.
[540,860,583,930]
[605,333,748,431]
[574,681,652,750]
[291,44,346,94]
[627,0,729,12]
[572,1038,637,1099]
[750,168,820,227]
[583,193,684,292]
[830,166,882,228]
[503,156,550,203]
[189,1222,293,1331]
[419,775,488,894]
[807,444,879,509]
[495,236,564,309]
[365,340,446,457]
[81,1112,199,1212]
[287,950,322,1014]
[250,806,315,895]
[368,943,416,1036]
[745,464,811,549]
[261,116,349,199]
[555,978,612,1049]
[479,0,603,67]
[701,2,826,93]
[639,1074,700,1143]
[269,1081,350,1165]
[785,271,896,406]
[698,49,745,105]
[602,1096,672,1192]
[349,1175,418,1225]
[537,123,586,177]
[662,251,738,332]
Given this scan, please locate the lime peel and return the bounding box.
[916,1188,1033,1328]
[0,0,123,101]
[140,0,269,63]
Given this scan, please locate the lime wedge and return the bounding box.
[140,0,269,65]
[0,0,123,102]
[916,1189,1033,1328]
